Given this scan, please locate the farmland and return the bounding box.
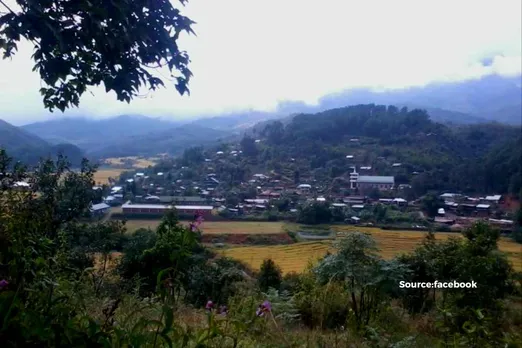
[123,220,286,234]
[113,217,522,273]
[103,156,159,168]
[218,229,522,274]
[93,169,129,185]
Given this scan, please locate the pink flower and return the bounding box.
[205,300,214,311]
[0,279,8,290]
[256,300,272,317]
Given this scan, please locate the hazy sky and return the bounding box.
[1,0,521,125]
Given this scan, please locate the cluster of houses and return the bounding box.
[86,156,514,231]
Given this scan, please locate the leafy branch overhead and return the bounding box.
[0,0,194,111]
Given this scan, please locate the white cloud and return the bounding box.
[0,0,521,124]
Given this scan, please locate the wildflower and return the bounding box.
[0,279,8,290]
[256,300,272,317]
[219,305,228,315]
[205,300,214,311]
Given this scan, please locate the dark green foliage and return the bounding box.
[0,0,194,111]
[297,202,332,224]
[314,232,407,330]
[258,259,282,292]
[240,135,258,157]
[396,223,515,344]
[249,104,521,197]
[421,193,444,217]
[185,257,245,307]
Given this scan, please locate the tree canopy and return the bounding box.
[0,0,194,111]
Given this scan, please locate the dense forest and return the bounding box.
[239,104,522,197]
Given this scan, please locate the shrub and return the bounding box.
[258,259,282,292]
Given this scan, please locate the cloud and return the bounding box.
[0,0,521,124]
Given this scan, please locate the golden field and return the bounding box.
[123,220,286,234]
[103,156,159,168]
[219,229,522,274]
[93,169,129,185]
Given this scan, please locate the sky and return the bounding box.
[0,0,521,125]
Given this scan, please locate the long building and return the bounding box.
[122,201,214,218]
[356,176,395,190]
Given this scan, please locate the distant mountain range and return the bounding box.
[4,73,520,163]
[18,115,234,159]
[0,119,84,165]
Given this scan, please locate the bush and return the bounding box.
[258,259,282,292]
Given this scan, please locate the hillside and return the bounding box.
[316,75,522,125]
[0,119,85,165]
[174,104,520,197]
[87,124,233,158]
[22,115,181,150]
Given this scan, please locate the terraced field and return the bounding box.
[219,229,522,274]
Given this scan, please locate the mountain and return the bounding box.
[237,104,521,196]
[88,124,233,158]
[187,110,282,131]
[22,115,181,150]
[0,119,85,165]
[316,75,522,125]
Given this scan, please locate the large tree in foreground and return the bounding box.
[0,0,194,112]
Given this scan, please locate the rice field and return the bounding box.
[93,169,129,185]
[219,229,522,274]
[124,220,286,234]
[103,156,159,168]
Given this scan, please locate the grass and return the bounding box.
[93,169,129,185]
[123,220,286,234]
[218,227,522,274]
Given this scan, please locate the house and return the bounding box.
[440,193,460,200]
[316,197,326,202]
[356,176,395,190]
[158,196,210,205]
[332,203,347,208]
[434,216,455,224]
[352,204,365,210]
[122,201,213,218]
[392,198,408,207]
[343,196,366,205]
[378,198,394,204]
[346,155,354,159]
[110,186,123,195]
[438,208,445,215]
[484,195,502,204]
[90,203,110,217]
[103,195,120,206]
[297,184,312,192]
[476,204,491,217]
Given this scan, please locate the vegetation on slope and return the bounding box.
[1,152,521,346]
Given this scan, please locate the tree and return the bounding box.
[240,136,258,157]
[314,232,407,330]
[297,202,332,225]
[258,259,282,292]
[0,0,194,112]
[421,193,444,217]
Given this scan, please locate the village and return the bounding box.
[89,151,516,234]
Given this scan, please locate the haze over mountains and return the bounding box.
[1,74,520,163]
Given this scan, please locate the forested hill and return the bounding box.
[0,119,85,166]
[235,104,521,197]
